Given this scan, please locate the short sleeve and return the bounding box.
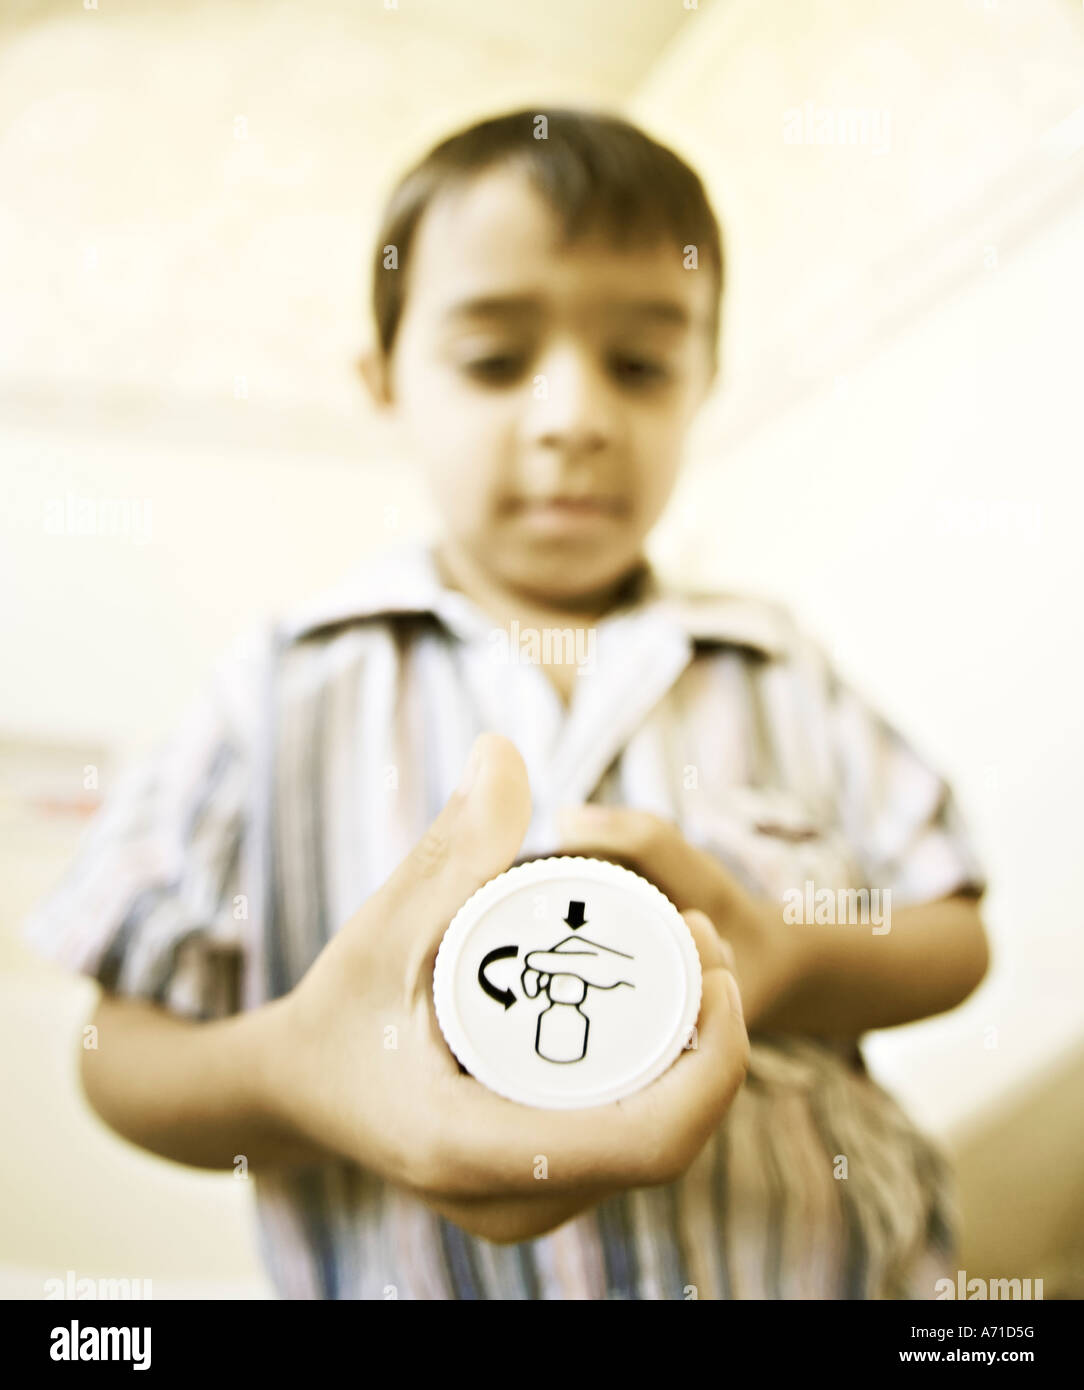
[19,630,263,1021]
[827,673,988,906]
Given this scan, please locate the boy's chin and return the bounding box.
[491,540,642,604]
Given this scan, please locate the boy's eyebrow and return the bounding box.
[442,295,539,324]
[607,299,693,330]
[441,295,693,330]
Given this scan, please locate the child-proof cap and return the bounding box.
[432,856,703,1109]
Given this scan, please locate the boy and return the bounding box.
[23,108,989,1299]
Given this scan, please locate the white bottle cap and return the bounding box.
[432,856,702,1109]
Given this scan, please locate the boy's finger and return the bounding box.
[681,908,728,973]
[368,732,533,965]
[617,967,756,1173]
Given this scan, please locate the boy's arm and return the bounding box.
[765,664,992,1036]
[746,890,988,1037]
[79,991,338,1171]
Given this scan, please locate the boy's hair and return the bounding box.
[371,107,725,369]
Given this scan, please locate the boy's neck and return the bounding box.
[432,539,649,632]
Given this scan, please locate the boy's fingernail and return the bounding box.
[725,970,745,1022]
[456,738,484,795]
[558,803,609,827]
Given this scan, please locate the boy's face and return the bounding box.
[361,164,718,608]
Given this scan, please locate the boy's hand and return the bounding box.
[555,805,804,1032]
[259,733,749,1245]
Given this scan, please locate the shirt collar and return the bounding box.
[278,538,790,659]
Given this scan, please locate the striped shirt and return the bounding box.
[22,538,987,1299]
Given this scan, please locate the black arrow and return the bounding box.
[478,945,518,1009]
[564,900,587,929]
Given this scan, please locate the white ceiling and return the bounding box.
[1,0,1081,460]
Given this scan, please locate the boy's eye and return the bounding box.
[610,354,669,387]
[461,355,525,384]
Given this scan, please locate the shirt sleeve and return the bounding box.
[19,629,263,1021]
[826,670,988,906]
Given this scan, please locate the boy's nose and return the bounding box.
[524,345,619,454]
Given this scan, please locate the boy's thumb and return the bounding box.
[372,732,533,955]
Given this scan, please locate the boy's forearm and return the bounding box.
[80,992,338,1172]
[753,893,989,1038]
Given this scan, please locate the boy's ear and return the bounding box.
[357,345,393,408]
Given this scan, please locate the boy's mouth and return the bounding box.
[513,496,629,533]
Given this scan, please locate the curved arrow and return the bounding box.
[478,945,518,1009]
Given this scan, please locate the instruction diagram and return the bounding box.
[477,899,635,1064]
